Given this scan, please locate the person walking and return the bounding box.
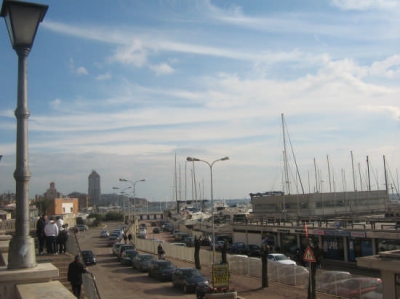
[157,244,165,259]
[58,224,69,254]
[44,217,59,255]
[36,214,47,255]
[68,255,88,299]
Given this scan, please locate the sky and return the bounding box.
[0,0,400,202]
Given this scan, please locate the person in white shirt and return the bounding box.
[44,217,59,255]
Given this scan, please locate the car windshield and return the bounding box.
[82,251,92,257]
[275,254,289,260]
[141,255,153,260]
[159,262,174,269]
[126,251,137,257]
[183,269,202,277]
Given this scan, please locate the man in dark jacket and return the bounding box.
[68,255,88,299]
[36,214,47,255]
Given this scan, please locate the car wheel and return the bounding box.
[148,272,152,277]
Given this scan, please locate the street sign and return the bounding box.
[212,263,230,288]
[303,246,316,262]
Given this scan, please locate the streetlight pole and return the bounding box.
[113,186,131,219]
[1,0,48,270]
[186,156,229,264]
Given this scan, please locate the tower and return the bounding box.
[88,170,101,206]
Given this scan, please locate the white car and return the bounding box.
[267,253,296,265]
[100,230,110,238]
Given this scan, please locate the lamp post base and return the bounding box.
[7,236,37,270]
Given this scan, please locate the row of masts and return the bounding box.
[281,113,397,196]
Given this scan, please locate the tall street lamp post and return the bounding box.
[119,178,146,222]
[186,156,229,264]
[1,0,48,270]
[113,186,131,217]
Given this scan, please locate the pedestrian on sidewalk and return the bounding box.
[44,217,59,255]
[36,214,47,255]
[68,255,88,299]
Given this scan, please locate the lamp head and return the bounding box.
[221,157,230,161]
[119,178,127,182]
[0,0,48,50]
[186,157,200,162]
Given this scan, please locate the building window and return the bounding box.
[70,207,73,213]
[63,208,65,213]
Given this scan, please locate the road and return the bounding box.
[76,222,340,299]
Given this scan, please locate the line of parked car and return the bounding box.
[104,225,210,295]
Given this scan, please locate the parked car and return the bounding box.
[112,243,125,256]
[100,229,110,238]
[243,244,262,257]
[175,233,189,242]
[328,277,382,298]
[120,249,139,266]
[138,230,147,239]
[169,243,187,247]
[228,242,246,254]
[172,267,209,293]
[183,237,195,247]
[199,236,211,246]
[215,235,232,244]
[148,260,176,281]
[107,236,120,247]
[210,240,225,251]
[267,253,296,265]
[132,254,157,272]
[117,244,135,261]
[81,250,96,266]
[76,224,88,231]
[153,227,161,234]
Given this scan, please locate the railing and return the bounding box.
[135,238,382,297]
[66,232,101,299]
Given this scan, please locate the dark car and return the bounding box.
[183,237,195,247]
[148,260,176,281]
[120,249,139,266]
[118,244,135,261]
[132,254,156,272]
[76,224,88,231]
[153,227,161,233]
[243,244,262,257]
[200,237,211,246]
[172,267,209,293]
[228,242,246,254]
[81,250,96,266]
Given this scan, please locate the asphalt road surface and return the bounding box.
[77,222,339,299]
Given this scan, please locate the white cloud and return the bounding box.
[76,66,89,75]
[149,63,175,75]
[111,41,148,67]
[330,0,397,10]
[96,72,112,80]
[50,99,62,110]
[369,55,400,78]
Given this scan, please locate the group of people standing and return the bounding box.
[36,214,69,255]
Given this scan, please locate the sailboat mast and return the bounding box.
[282,113,290,194]
[327,155,332,193]
[351,151,356,192]
[367,156,371,191]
